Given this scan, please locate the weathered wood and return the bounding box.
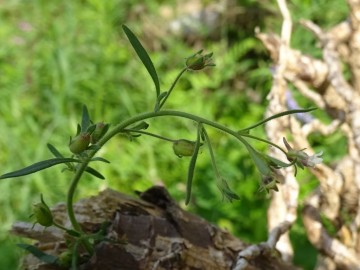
[12,186,299,269]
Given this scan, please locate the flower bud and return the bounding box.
[31,195,53,227]
[258,173,279,193]
[185,50,214,71]
[90,122,109,144]
[58,250,72,267]
[69,133,90,154]
[173,139,197,158]
[283,137,323,168]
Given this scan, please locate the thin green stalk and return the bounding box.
[239,133,287,155]
[123,128,177,142]
[185,122,202,204]
[158,67,187,110]
[201,126,221,179]
[238,108,316,132]
[66,109,291,250]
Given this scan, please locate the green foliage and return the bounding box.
[0,0,348,269]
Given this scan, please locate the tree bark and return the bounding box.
[12,186,300,270]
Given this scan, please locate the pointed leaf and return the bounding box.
[84,167,105,180]
[239,108,317,132]
[76,124,81,136]
[17,243,59,265]
[0,158,80,179]
[266,155,293,168]
[90,157,110,163]
[122,25,160,97]
[218,179,240,202]
[130,121,149,131]
[47,143,64,158]
[86,124,97,134]
[87,144,100,151]
[185,124,202,205]
[65,229,81,237]
[242,141,271,175]
[81,105,91,133]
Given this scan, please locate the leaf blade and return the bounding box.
[81,105,91,133]
[0,158,80,179]
[84,166,105,180]
[242,141,271,175]
[185,124,202,205]
[17,243,59,265]
[122,25,160,97]
[47,143,64,158]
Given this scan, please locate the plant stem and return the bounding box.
[239,133,287,155]
[238,108,316,132]
[123,128,177,142]
[66,109,290,252]
[158,68,187,110]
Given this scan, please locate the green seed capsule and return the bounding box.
[185,50,213,71]
[173,139,197,158]
[90,122,109,144]
[32,201,53,227]
[69,133,90,154]
[58,250,72,267]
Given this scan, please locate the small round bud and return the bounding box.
[32,196,53,227]
[69,133,90,154]
[185,50,214,71]
[90,122,109,144]
[173,139,197,158]
[58,250,72,267]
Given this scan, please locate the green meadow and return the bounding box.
[0,1,347,268]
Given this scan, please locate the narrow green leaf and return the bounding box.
[71,241,79,270]
[66,229,81,237]
[242,141,271,175]
[86,124,96,134]
[130,121,149,131]
[81,105,91,133]
[239,108,317,132]
[266,155,293,168]
[185,124,202,205]
[17,243,59,265]
[76,124,81,136]
[47,143,64,158]
[87,144,100,151]
[90,157,110,163]
[84,167,105,180]
[0,158,80,179]
[122,25,160,97]
[218,178,240,202]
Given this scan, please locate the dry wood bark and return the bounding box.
[12,187,299,270]
[257,0,360,269]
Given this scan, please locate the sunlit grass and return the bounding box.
[0,0,347,269]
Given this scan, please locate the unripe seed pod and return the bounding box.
[186,51,213,71]
[186,55,206,71]
[58,250,72,267]
[173,139,197,158]
[69,133,90,154]
[90,122,109,144]
[32,201,53,227]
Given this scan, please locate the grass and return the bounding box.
[0,0,348,269]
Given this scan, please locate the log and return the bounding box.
[12,186,300,270]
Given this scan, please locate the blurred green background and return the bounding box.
[0,0,348,269]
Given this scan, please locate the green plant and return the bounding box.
[0,25,318,268]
